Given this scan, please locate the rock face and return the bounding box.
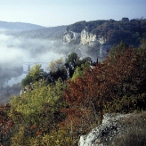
[63,29,109,60]
[63,30,106,46]
[80,29,97,45]
[63,31,80,44]
[78,113,131,146]
[80,30,106,46]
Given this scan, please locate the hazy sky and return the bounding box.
[0,0,146,27]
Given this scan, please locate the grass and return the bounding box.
[111,111,146,146]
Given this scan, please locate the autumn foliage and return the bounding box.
[0,41,146,145]
[62,41,146,135]
[0,104,14,146]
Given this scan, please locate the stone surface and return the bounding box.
[80,29,96,45]
[63,30,106,46]
[63,31,80,44]
[62,29,109,60]
[78,113,131,146]
[80,30,106,46]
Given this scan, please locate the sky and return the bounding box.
[0,0,146,27]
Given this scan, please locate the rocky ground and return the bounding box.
[79,112,146,146]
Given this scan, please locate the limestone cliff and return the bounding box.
[63,29,106,46]
[63,30,109,60]
[80,29,106,46]
[63,31,80,44]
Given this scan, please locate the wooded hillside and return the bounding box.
[0,40,146,145]
[67,18,146,46]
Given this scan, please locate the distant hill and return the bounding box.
[8,25,67,39]
[2,18,146,46]
[0,20,45,31]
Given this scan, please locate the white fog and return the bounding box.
[0,33,63,87]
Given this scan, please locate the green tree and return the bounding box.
[71,62,90,82]
[21,74,33,87]
[21,64,44,87]
[108,41,129,60]
[65,52,79,64]
[11,125,30,146]
[10,78,67,142]
[29,64,44,81]
[48,57,63,72]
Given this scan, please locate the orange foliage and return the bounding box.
[0,104,14,145]
[36,130,42,136]
[62,46,146,133]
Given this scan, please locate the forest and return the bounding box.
[67,18,146,46]
[0,39,146,145]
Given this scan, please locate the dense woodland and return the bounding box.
[0,39,146,145]
[67,18,146,46]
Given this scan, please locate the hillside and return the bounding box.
[0,20,45,31]
[8,25,67,39]
[1,18,146,104]
[0,40,146,145]
[0,17,146,145]
[66,18,146,47]
[2,18,146,46]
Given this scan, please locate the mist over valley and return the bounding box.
[0,18,146,103]
[0,21,98,103]
[0,22,68,103]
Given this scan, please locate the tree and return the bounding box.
[21,64,44,87]
[71,62,90,82]
[29,64,44,81]
[10,78,67,141]
[62,41,146,136]
[21,74,33,87]
[48,57,63,73]
[108,41,129,60]
[65,52,79,64]
[0,104,13,146]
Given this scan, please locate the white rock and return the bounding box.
[78,113,131,146]
[63,30,106,46]
[63,31,80,44]
[80,30,106,46]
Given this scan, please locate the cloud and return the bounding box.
[0,33,62,64]
[0,31,97,86]
[0,33,63,86]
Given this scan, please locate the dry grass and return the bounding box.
[111,111,146,146]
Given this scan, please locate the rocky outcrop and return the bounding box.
[80,29,96,45]
[63,31,80,44]
[63,30,106,46]
[80,30,106,46]
[63,30,108,59]
[78,113,131,146]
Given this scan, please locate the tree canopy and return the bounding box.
[67,18,146,46]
